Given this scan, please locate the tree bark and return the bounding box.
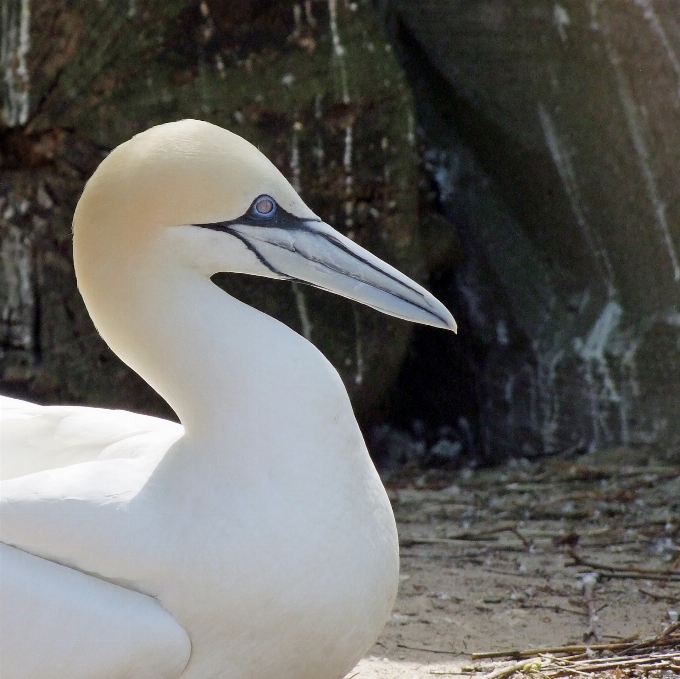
[387,0,680,459]
[0,0,423,424]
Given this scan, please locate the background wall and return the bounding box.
[380,0,680,463]
[2,0,680,464]
[0,0,424,427]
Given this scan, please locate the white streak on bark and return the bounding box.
[406,110,415,147]
[313,94,326,180]
[328,0,362,386]
[537,104,617,296]
[328,0,346,64]
[1,0,30,127]
[599,10,680,281]
[289,121,313,341]
[535,343,564,452]
[574,300,625,446]
[327,0,353,226]
[291,283,313,341]
[553,4,570,43]
[352,306,364,386]
[290,121,302,194]
[343,124,354,229]
[633,0,680,100]
[0,223,34,351]
[304,0,316,26]
[293,3,302,34]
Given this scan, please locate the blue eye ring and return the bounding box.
[251,195,277,219]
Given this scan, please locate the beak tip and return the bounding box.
[431,304,457,333]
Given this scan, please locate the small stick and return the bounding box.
[637,586,679,603]
[621,635,680,654]
[519,603,586,616]
[510,527,532,550]
[401,523,538,549]
[481,658,542,679]
[544,661,672,677]
[543,441,587,460]
[581,573,599,641]
[568,550,680,577]
[400,537,496,547]
[535,652,680,678]
[661,620,680,637]
[557,651,679,667]
[397,643,459,655]
[471,637,639,660]
[586,571,680,582]
[478,568,537,578]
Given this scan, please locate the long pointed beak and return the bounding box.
[224,218,457,332]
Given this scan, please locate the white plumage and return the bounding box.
[0,120,455,679]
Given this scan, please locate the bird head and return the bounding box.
[73,119,456,332]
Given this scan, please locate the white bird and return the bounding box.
[0,120,456,679]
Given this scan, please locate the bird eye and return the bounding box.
[251,195,276,219]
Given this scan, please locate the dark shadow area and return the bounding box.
[370,17,497,470]
[373,11,565,470]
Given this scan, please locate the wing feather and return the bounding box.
[0,396,183,481]
[0,543,190,679]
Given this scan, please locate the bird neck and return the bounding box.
[80,248,356,472]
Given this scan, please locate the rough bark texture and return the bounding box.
[383,0,680,461]
[0,0,422,422]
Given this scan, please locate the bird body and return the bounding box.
[0,120,455,678]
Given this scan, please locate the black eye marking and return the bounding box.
[199,198,319,232]
[193,200,320,276]
[250,195,277,219]
[192,203,437,319]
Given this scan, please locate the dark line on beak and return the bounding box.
[254,232,450,324]
[259,226,446,322]
[286,238,420,307]
[194,207,450,325]
[289,276,450,326]
[220,227,292,279]
[311,229,428,303]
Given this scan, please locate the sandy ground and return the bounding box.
[351,448,680,678]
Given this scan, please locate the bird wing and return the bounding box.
[0,542,191,679]
[0,395,183,481]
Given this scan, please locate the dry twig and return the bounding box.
[471,637,640,660]
[567,550,680,578]
[472,625,680,678]
[396,643,459,655]
[481,658,542,679]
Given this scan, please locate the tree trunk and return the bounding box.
[0,0,423,425]
[386,0,680,460]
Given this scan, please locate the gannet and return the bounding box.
[0,120,456,679]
